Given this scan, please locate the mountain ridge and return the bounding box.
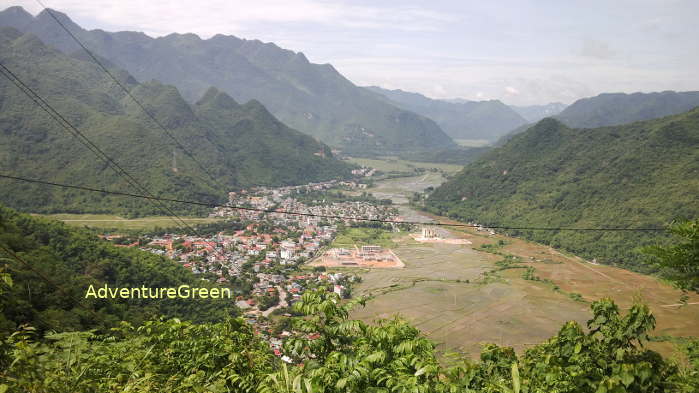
[0,27,352,216]
[510,102,567,122]
[426,107,699,270]
[556,90,699,128]
[365,85,527,141]
[0,6,456,154]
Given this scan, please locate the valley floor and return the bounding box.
[346,164,699,359]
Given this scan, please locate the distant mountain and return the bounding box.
[426,109,699,270]
[556,91,699,128]
[0,6,455,154]
[0,27,352,216]
[510,102,567,122]
[366,86,527,141]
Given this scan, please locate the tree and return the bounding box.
[643,219,699,292]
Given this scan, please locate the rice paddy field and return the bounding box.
[340,159,699,359]
[346,156,462,174]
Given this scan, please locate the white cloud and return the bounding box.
[16,0,455,37]
[580,39,615,60]
[504,86,520,96]
[8,0,699,105]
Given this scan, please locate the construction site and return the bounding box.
[314,245,405,268]
[411,226,472,245]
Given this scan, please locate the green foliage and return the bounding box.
[1,7,456,154]
[331,226,396,248]
[517,299,679,393]
[643,219,699,292]
[0,204,237,335]
[0,285,695,392]
[0,28,352,217]
[2,318,274,392]
[427,111,699,271]
[521,266,540,281]
[556,91,699,129]
[366,86,527,141]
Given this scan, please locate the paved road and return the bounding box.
[262,286,288,317]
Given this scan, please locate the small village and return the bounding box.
[111,177,398,360]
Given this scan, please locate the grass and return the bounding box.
[331,227,397,248]
[39,214,225,230]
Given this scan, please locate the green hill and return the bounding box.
[0,203,237,334]
[426,109,699,271]
[366,86,527,141]
[556,91,699,129]
[0,6,456,155]
[0,27,352,216]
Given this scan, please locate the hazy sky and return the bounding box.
[8,0,699,105]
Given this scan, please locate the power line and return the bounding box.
[35,1,226,192]
[0,59,252,275]
[0,174,667,232]
[0,60,198,235]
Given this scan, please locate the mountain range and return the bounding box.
[0,6,456,154]
[555,90,699,128]
[366,86,528,141]
[495,90,699,145]
[426,107,699,270]
[0,26,351,216]
[510,102,567,122]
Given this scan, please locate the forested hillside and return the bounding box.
[366,86,527,141]
[0,27,351,216]
[556,91,699,129]
[426,109,699,270]
[0,6,457,154]
[0,204,238,335]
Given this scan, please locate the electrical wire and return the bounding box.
[35,1,226,192]
[0,61,200,235]
[0,174,667,232]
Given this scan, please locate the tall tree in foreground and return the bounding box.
[644,219,699,293]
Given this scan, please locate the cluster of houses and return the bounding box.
[144,221,336,279]
[136,180,397,363]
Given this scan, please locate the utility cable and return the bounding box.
[0,61,199,235]
[35,1,226,192]
[0,174,668,232]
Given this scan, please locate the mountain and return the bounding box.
[510,102,567,122]
[0,203,238,333]
[366,86,527,141]
[0,6,455,154]
[556,91,699,128]
[0,27,352,216]
[426,109,699,270]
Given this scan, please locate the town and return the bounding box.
[107,178,399,359]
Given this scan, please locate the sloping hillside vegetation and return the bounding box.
[426,110,699,271]
[0,27,351,216]
[367,85,527,141]
[556,91,699,129]
[0,6,456,154]
[0,204,238,334]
